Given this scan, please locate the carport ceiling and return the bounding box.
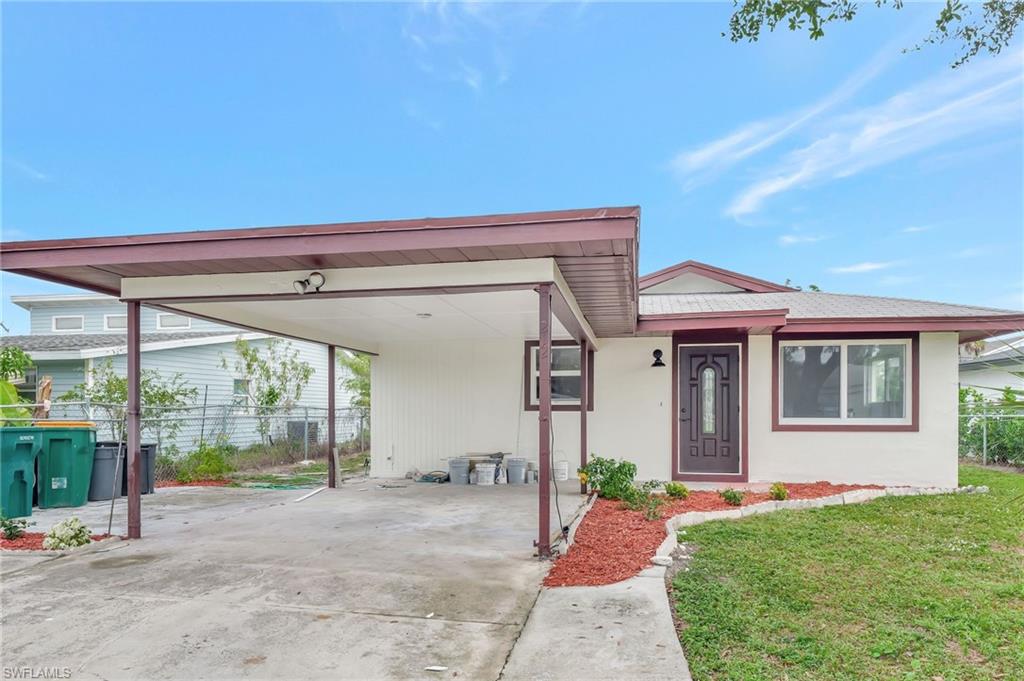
[167,290,572,352]
[0,206,640,337]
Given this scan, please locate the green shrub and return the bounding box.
[0,515,31,540]
[43,517,91,550]
[176,439,236,483]
[769,482,789,501]
[578,456,638,500]
[664,481,690,499]
[720,489,744,506]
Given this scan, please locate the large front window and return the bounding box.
[779,339,910,425]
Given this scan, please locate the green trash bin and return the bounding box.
[36,424,96,509]
[0,427,41,518]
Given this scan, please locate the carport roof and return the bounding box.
[0,206,640,338]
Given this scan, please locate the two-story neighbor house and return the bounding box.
[1,294,354,450]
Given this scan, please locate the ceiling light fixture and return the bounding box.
[293,271,326,295]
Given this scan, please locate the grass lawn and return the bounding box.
[671,465,1024,681]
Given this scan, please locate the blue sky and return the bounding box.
[2,1,1022,334]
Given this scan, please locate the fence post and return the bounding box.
[303,406,309,461]
[199,385,209,448]
[982,403,988,466]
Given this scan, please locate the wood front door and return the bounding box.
[678,345,741,474]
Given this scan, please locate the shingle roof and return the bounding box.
[0,331,233,353]
[639,291,1021,319]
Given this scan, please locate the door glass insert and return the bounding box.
[701,367,716,433]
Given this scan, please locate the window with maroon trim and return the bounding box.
[523,340,595,412]
[777,338,912,427]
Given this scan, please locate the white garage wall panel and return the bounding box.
[370,337,673,480]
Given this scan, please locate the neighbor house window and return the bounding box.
[232,379,249,405]
[778,338,912,427]
[13,366,37,402]
[524,341,594,411]
[156,313,191,330]
[104,314,127,331]
[51,315,84,332]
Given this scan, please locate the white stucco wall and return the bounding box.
[747,332,959,488]
[370,337,672,480]
[370,332,960,487]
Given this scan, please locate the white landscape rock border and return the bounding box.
[651,484,990,566]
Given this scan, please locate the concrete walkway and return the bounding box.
[501,565,690,681]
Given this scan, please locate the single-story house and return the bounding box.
[959,332,1024,399]
[0,294,356,451]
[3,206,1022,551]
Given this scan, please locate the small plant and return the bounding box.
[620,480,668,520]
[578,456,638,500]
[176,438,236,483]
[0,515,32,540]
[43,517,92,550]
[769,482,789,501]
[664,481,690,499]
[720,489,744,506]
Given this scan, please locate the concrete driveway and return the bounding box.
[1,480,585,681]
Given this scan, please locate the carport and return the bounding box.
[0,207,640,556]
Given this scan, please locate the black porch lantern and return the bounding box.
[651,349,665,367]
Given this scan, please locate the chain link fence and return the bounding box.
[959,402,1024,467]
[13,401,370,483]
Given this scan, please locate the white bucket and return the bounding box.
[475,462,496,486]
[554,460,569,482]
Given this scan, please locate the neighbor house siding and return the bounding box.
[370,337,672,479]
[31,303,230,335]
[37,360,87,399]
[746,332,959,487]
[959,365,1024,399]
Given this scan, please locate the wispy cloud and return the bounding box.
[725,50,1023,220]
[901,225,932,234]
[400,2,549,92]
[670,43,895,192]
[778,233,827,246]
[829,261,900,274]
[5,158,50,182]
[953,247,986,259]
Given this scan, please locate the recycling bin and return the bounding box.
[0,427,41,518]
[35,424,96,509]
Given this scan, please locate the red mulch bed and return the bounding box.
[544,482,882,587]
[1,532,115,551]
[155,479,233,488]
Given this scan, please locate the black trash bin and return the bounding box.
[88,442,124,501]
[112,443,157,495]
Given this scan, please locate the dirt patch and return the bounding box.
[945,639,986,664]
[544,482,882,587]
[1,532,114,551]
[156,479,233,488]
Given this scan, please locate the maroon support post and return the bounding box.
[126,301,142,539]
[537,284,552,558]
[579,337,588,496]
[327,345,337,489]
